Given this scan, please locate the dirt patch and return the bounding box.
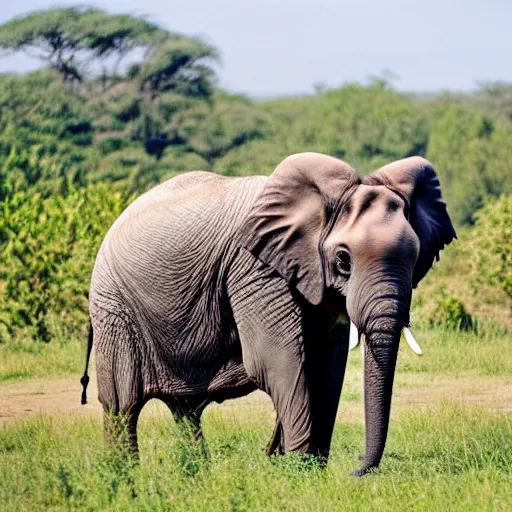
[1,372,511,428]
[397,376,512,410]
[0,376,101,426]
[0,373,274,427]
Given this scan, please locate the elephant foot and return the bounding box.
[350,465,378,477]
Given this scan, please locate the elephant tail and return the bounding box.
[80,319,93,405]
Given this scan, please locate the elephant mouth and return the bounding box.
[348,321,422,355]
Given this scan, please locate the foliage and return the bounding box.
[0,70,94,199]
[263,82,430,173]
[179,93,271,168]
[0,8,221,173]
[0,7,161,82]
[138,36,219,100]
[79,10,161,68]
[0,184,128,342]
[472,81,512,125]
[426,105,512,225]
[469,195,512,297]
[413,288,476,332]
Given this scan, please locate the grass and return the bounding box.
[0,403,510,511]
[0,338,84,383]
[0,319,511,510]
[0,321,510,384]
[396,322,512,377]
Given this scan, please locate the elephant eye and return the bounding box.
[336,249,352,276]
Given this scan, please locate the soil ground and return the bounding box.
[1,371,511,428]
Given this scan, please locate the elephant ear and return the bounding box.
[241,152,358,305]
[363,156,457,287]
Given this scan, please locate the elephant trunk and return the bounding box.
[353,328,400,476]
[347,271,410,476]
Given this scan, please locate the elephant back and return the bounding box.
[89,171,267,368]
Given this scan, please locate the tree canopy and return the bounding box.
[0,7,208,85]
[0,8,160,81]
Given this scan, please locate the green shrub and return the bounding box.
[0,183,129,342]
[413,288,476,332]
[469,195,512,298]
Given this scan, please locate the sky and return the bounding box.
[0,0,511,98]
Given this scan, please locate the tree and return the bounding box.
[0,8,161,83]
[137,36,218,100]
[80,11,161,76]
[427,105,512,225]
[474,81,512,125]
[134,36,219,154]
[0,8,88,82]
[0,7,221,163]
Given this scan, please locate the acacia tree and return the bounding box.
[138,36,219,101]
[80,10,163,79]
[0,7,222,163]
[0,7,161,83]
[131,36,220,158]
[0,8,88,82]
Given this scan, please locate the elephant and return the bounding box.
[80,152,455,475]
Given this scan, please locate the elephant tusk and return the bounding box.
[403,327,423,355]
[349,321,360,350]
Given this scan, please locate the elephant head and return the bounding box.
[242,152,456,474]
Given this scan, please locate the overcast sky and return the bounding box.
[1,0,510,97]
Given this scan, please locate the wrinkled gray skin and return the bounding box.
[85,152,455,475]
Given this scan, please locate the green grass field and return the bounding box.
[1,324,511,511]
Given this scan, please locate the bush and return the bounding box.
[469,195,512,298]
[413,288,476,332]
[0,183,129,342]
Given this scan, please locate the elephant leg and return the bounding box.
[267,418,284,456]
[163,396,209,457]
[267,321,348,461]
[305,318,349,462]
[229,269,314,454]
[94,311,144,456]
[103,403,143,457]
